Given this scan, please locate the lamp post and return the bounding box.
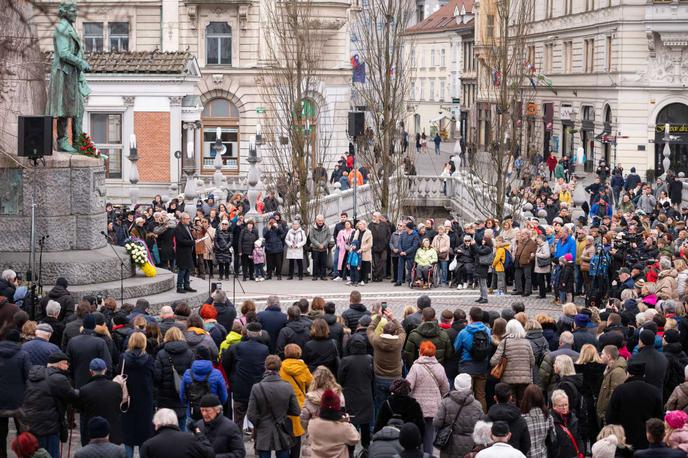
[246,123,264,222]
[127,134,140,206]
[183,122,198,202]
[661,122,673,179]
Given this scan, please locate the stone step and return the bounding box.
[44,269,176,302]
[127,274,215,311]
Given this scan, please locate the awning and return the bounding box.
[594,124,612,143]
[431,114,449,123]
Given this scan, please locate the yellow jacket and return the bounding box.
[279,358,313,436]
[492,243,510,272]
[414,247,438,267]
[559,190,572,205]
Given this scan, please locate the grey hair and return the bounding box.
[212,289,227,304]
[659,257,672,270]
[266,295,281,308]
[505,319,526,339]
[159,306,174,317]
[554,355,576,376]
[559,331,574,346]
[1,269,16,282]
[472,420,494,447]
[551,389,568,405]
[153,408,179,429]
[46,300,61,317]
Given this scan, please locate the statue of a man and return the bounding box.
[47,2,91,153]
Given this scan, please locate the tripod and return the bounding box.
[102,233,126,304]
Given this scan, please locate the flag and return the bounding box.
[352,54,366,83]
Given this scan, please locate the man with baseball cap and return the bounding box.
[475,421,525,458]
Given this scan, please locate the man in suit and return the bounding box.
[174,213,197,294]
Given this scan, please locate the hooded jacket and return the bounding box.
[153,340,194,413]
[196,412,245,458]
[432,390,483,457]
[37,285,75,322]
[180,359,228,412]
[183,327,219,361]
[454,322,492,374]
[222,337,270,402]
[257,305,288,352]
[279,358,313,436]
[404,321,452,366]
[0,340,31,411]
[323,313,344,353]
[276,318,311,357]
[218,330,242,360]
[486,402,531,455]
[368,426,403,457]
[407,355,450,418]
[339,338,374,425]
[22,366,79,437]
[341,303,370,330]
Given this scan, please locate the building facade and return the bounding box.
[404,0,475,141]
[34,0,352,201]
[474,0,688,176]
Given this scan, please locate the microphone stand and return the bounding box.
[102,234,126,305]
[38,235,46,297]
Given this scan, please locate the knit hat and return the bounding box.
[454,374,472,394]
[199,303,218,320]
[56,277,69,288]
[82,314,96,330]
[92,312,105,326]
[48,351,69,364]
[665,329,681,345]
[195,346,211,361]
[246,322,262,332]
[639,329,655,346]
[491,421,510,437]
[200,394,222,408]
[5,329,21,343]
[665,410,688,430]
[389,378,411,396]
[627,361,646,376]
[88,416,110,439]
[319,389,342,419]
[563,253,573,262]
[36,323,53,333]
[89,358,107,372]
[398,423,423,450]
[591,435,618,458]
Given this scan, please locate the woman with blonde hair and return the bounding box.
[595,424,633,457]
[300,366,344,458]
[534,313,558,351]
[280,343,313,457]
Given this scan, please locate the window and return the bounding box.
[544,43,553,73]
[486,15,495,39]
[546,0,553,18]
[605,35,612,71]
[201,98,240,173]
[430,79,435,101]
[586,0,594,11]
[412,80,416,100]
[416,3,424,23]
[565,0,573,15]
[91,113,122,179]
[584,38,595,73]
[431,49,435,67]
[109,22,129,52]
[420,79,425,100]
[440,49,445,67]
[205,22,232,65]
[527,45,535,66]
[84,22,103,52]
[439,78,445,101]
[564,41,572,73]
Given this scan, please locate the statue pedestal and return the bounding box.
[0,152,135,285]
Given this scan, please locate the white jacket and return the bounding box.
[285,228,307,259]
[476,442,526,458]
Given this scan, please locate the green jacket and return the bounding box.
[309,223,332,251]
[403,321,452,367]
[554,163,565,179]
[414,247,438,267]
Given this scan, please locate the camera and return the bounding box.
[211,282,223,293]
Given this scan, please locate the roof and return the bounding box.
[46,51,195,74]
[406,0,474,35]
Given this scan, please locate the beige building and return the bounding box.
[34,0,352,200]
[404,0,476,142]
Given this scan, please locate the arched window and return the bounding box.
[655,103,688,176]
[206,22,231,65]
[201,98,240,174]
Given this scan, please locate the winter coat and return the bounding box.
[285,227,307,259]
[213,302,236,335]
[74,441,126,458]
[0,278,16,303]
[174,222,195,270]
[667,381,688,412]
[606,375,663,450]
[538,346,580,394]
[374,392,424,433]
[22,366,79,437]
[353,228,373,262]
[407,355,450,418]
[78,374,124,444]
[119,349,155,446]
[368,426,403,457]
[303,337,339,375]
[486,402,531,455]
[154,220,177,263]
[22,337,60,367]
[300,387,346,450]
[0,341,31,411]
[579,243,595,272]
[262,225,285,254]
[454,322,492,375]
[183,327,219,361]
[336,228,353,271]
[534,242,551,274]
[399,231,421,259]
[370,221,392,253]
[414,247,438,267]
[571,328,597,352]
[323,313,345,354]
[279,358,313,437]
[367,317,405,378]
[307,417,360,458]
[67,330,113,388]
[473,243,493,279]
[526,330,550,384]
[257,305,288,352]
[551,410,583,458]
[338,338,374,425]
[432,233,451,261]
[663,342,688,401]
[342,303,370,331]
[554,235,577,263]
[180,359,228,414]
[139,425,215,458]
[222,337,269,402]
[40,316,65,348]
[455,243,475,273]
[204,321,227,349]
[214,229,233,264]
[276,318,311,357]
[522,408,552,458]
[404,321,453,366]
[630,345,668,393]
[657,269,680,300]
[238,226,259,256]
[196,413,246,458]
[515,238,537,267]
[153,340,194,414]
[37,285,75,322]
[490,336,535,385]
[309,223,332,252]
[432,390,483,457]
[247,372,301,452]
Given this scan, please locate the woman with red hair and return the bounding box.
[11,432,50,458]
[406,340,450,454]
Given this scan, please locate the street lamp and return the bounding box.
[127,134,140,206]
[246,123,264,221]
[183,122,199,201]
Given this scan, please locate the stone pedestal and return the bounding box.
[0,152,134,284]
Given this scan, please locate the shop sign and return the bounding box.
[560,105,573,121]
[656,124,688,134]
[526,102,538,117]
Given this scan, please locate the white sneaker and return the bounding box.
[346,281,352,285]
[359,281,366,286]
[333,276,342,282]
[456,284,463,290]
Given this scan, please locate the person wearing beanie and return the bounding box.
[22,323,60,367]
[432,373,483,456]
[630,328,668,393]
[194,394,245,457]
[395,423,428,458]
[374,378,425,435]
[65,313,112,388]
[590,434,618,458]
[37,276,75,322]
[664,410,688,453]
[74,417,124,458]
[247,355,301,456]
[607,361,664,450]
[78,358,124,446]
[307,389,360,458]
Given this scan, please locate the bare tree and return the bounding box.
[351,0,414,223]
[469,0,535,219]
[258,0,334,225]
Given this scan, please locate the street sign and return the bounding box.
[256,107,266,114]
[452,98,460,104]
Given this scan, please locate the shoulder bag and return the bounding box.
[113,359,130,413]
[168,355,182,394]
[433,398,465,449]
[258,383,294,450]
[490,338,508,380]
[537,255,551,268]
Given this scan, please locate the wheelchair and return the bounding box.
[409,262,439,289]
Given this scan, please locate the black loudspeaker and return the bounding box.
[18,116,53,158]
[348,112,365,137]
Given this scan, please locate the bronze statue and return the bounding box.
[47,2,91,153]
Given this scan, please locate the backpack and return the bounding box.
[504,249,514,270]
[588,250,610,278]
[113,360,130,413]
[186,372,212,420]
[469,330,490,361]
[348,250,361,268]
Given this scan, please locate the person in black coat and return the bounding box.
[630,329,668,393]
[634,418,687,458]
[606,361,664,450]
[174,213,196,293]
[262,218,285,280]
[154,332,194,424]
[0,330,31,458]
[374,378,424,434]
[61,301,90,350]
[195,394,245,458]
[485,383,531,455]
[214,220,233,280]
[238,222,259,281]
[66,314,113,388]
[342,291,370,330]
[37,277,75,323]
[323,303,344,354]
[303,319,339,376]
[663,329,688,402]
[275,306,311,358]
[78,358,124,445]
[140,409,214,458]
[256,298,288,352]
[550,391,584,458]
[211,290,236,333]
[339,336,374,448]
[119,333,156,456]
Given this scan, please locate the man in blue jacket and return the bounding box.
[395,222,420,286]
[554,226,577,263]
[454,306,492,411]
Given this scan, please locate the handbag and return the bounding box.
[168,355,182,394]
[490,338,508,380]
[433,399,465,449]
[478,251,494,266]
[449,257,458,271]
[537,256,551,268]
[258,384,294,449]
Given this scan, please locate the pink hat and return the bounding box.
[642,294,658,307]
[564,253,573,262]
[665,410,688,429]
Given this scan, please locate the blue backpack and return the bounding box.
[589,250,610,278]
[504,250,514,270]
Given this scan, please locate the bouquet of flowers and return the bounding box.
[125,238,157,277]
[76,133,108,159]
